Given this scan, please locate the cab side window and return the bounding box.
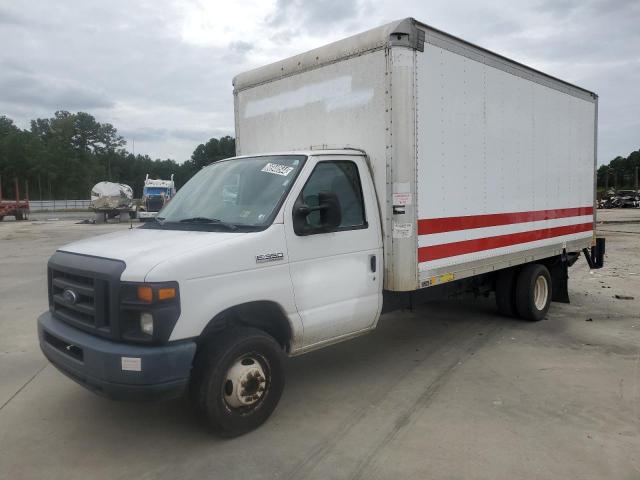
[296,161,367,234]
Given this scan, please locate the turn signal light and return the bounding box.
[158,287,176,300]
[137,286,153,303]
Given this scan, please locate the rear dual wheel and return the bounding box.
[496,263,552,321]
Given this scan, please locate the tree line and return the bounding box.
[0,111,235,200]
[1,110,637,200]
[596,149,640,191]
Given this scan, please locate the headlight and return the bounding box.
[140,312,154,335]
[120,281,180,344]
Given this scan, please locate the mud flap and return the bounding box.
[550,253,570,304]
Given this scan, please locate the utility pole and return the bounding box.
[635,166,639,193]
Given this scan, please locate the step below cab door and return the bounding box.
[284,155,383,349]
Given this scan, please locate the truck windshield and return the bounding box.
[151,155,306,231]
[144,187,170,196]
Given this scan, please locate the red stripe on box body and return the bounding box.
[417,206,593,235]
[418,223,593,262]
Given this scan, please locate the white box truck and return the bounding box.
[38,18,605,437]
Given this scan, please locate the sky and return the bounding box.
[0,0,638,164]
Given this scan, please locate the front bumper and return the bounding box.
[38,312,196,401]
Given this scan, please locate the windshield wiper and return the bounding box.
[178,217,238,231]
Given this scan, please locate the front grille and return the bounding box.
[146,196,164,212]
[50,269,109,332]
[47,251,125,340]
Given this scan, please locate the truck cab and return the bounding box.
[38,150,383,436]
[138,175,176,221]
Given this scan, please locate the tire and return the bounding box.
[495,267,519,317]
[515,264,552,321]
[190,327,285,437]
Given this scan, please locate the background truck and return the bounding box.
[90,181,136,223]
[38,17,604,437]
[0,177,30,221]
[137,174,176,221]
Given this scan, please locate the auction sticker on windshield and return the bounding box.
[262,163,295,176]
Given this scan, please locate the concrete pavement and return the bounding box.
[0,214,638,479]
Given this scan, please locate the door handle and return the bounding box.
[370,254,376,273]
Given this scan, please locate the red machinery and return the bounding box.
[0,177,30,221]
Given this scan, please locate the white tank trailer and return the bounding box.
[90,181,136,223]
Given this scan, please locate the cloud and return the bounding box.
[266,0,361,28]
[0,0,637,163]
[0,67,114,110]
[229,41,254,54]
[120,126,228,143]
[0,5,40,27]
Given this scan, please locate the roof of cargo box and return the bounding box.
[232,17,596,101]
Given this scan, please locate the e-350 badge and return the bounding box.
[256,252,284,263]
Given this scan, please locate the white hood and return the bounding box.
[59,227,244,281]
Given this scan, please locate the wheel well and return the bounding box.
[199,301,293,352]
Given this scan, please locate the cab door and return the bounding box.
[284,155,383,349]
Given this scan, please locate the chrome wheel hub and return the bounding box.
[224,356,267,409]
[533,275,549,311]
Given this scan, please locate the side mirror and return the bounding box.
[293,191,342,235]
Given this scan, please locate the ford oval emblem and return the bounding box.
[62,288,79,305]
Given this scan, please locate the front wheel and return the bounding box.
[515,264,552,321]
[190,327,285,437]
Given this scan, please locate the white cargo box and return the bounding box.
[233,18,597,292]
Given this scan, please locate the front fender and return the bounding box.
[142,224,303,350]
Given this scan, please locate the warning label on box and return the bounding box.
[392,192,412,206]
[393,222,413,238]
